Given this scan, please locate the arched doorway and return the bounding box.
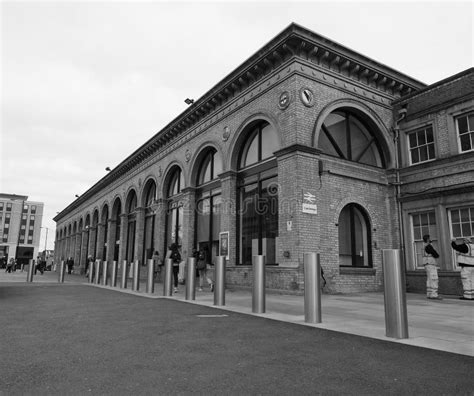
[165,167,184,252]
[101,205,109,261]
[111,198,121,261]
[142,179,157,264]
[236,120,279,265]
[125,190,137,263]
[338,203,372,267]
[195,148,222,261]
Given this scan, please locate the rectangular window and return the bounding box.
[6,203,12,212]
[0,202,3,211]
[4,234,9,242]
[20,235,25,242]
[456,112,474,152]
[4,223,9,229]
[23,204,28,213]
[411,211,437,269]
[408,126,435,164]
[30,215,35,221]
[450,207,474,239]
[31,205,36,214]
[5,213,11,222]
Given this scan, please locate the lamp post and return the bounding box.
[41,227,49,259]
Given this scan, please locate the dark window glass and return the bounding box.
[6,203,12,212]
[239,121,279,169]
[457,113,474,152]
[31,205,36,213]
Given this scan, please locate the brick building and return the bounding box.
[0,193,44,266]
[53,24,474,294]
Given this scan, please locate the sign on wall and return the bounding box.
[302,191,318,215]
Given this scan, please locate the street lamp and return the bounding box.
[41,227,49,260]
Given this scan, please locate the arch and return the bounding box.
[101,204,109,224]
[92,209,99,226]
[141,177,157,207]
[164,165,184,198]
[78,218,84,232]
[84,214,91,228]
[338,202,373,268]
[228,112,282,171]
[312,99,394,169]
[125,189,138,214]
[111,196,122,219]
[189,142,224,187]
[73,222,77,234]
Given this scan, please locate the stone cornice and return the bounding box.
[55,23,426,222]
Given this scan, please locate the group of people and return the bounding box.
[5,258,17,273]
[152,244,214,294]
[423,234,474,301]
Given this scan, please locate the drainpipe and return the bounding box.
[392,108,407,276]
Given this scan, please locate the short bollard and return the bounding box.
[121,260,128,289]
[27,259,35,282]
[252,255,266,313]
[102,260,108,286]
[382,249,409,339]
[110,261,118,287]
[163,258,173,296]
[132,260,140,292]
[94,260,101,284]
[185,257,196,300]
[88,261,94,283]
[214,256,226,306]
[304,252,322,324]
[146,259,154,294]
[58,260,65,283]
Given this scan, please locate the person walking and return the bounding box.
[196,246,213,292]
[6,258,14,273]
[169,244,181,293]
[85,255,93,277]
[67,257,74,274]
[451,237,474,300]
[422,234,442,300]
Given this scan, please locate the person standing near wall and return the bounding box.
[169,244,181,293]
[451,237,474,300]
[422,234,442,300]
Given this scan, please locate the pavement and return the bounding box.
[2,268,473,357]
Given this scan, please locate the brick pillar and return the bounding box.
[181,188,196,260]
[153,199,167,256]
[220,171,237,266]
[134,207,145,264]
[106,219,117,263]
[118,214,128,265]
[96,223,105,262]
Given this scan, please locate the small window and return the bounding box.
[0,203,4,211]
[30,215,35,221]
[456,112,474,152]
[20,235,25,242]
[408,126,435,164]
[4,224,9,229]
[6,203,12,212]
[412,211,437,268]
[23,204,28,213]
[450,207,474,238]
[31,205,37,214]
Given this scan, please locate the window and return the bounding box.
[456,112,474,152]
[31,205,36,214]
[23,204,28,213]
[4,224,9,229]
[408,126,435,164]
[450,207,474,239]
[3,234,8,242]
[198,149,222,185]
[30,215,35,221]
[19,235,25,242]
[411,211,437,268]
[0,203,3,211]
[6,203,12,212]
[237,121,279,265]
[166,168,184,250]
[318,110,385,168]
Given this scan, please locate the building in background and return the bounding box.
[0,194,44,266]
[53,24,473,295]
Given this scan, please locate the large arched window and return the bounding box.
[195,149,222,262]
[101,205,109,261]
[142,180,157,264]
[318,109,385,168]
[112,199,121,261]
[125,191,137,263]
[338,203,372,267]
[237,120,279,265]
[166,167,183,251]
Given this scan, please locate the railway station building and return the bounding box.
[53,24,474,295]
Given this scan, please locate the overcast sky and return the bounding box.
[1,0,472,250]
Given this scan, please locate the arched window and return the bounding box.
[142,180,157,264]
[318,110,385,168]
[101,205,109,261]
[166,168,183,250]
[195,149,222,261]
[112,199,121,261]
[125,191,137,263]
[239,122,279,168]
[237,120,279,265]
[338,203,372,267]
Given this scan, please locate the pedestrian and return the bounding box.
[152,250,162,281]
[85,255,93,277]
[6,258,14,273]
[422,234,442,300]
[196,246,213,292]
[451,237,474,300]
[67,256,74,274]
[169,243,181,293]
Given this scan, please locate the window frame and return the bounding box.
[407,125,436,165]
[455,111,474,153]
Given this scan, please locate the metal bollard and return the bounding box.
[214,256,226,306]
[252,255,266,313]
[102,260,108,286]
[58,260,65,283]
[146,259,154,294]
[185,257,196,300]
[163,258,173,296]
[304,252,322,323]
[110,261,118,287]
[27,259,34,282]
[132,260,140,292]
[382,249,409,339]
[121,260,128,289]
[94,260,101,284]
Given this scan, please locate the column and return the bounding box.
[180,188,196,259]
[79,228,89,272]
[134,207,145,263]
[106,219,117,264]
[117,214,128,265]
[95,223,105,263]
[88,226,97,259]
[220,171,237,265]
[74,232,82,269]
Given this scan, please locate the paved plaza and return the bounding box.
[1,269,473,394]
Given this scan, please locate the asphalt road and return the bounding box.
[0,284,472,395]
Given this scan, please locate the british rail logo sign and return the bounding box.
[302,191,318,214]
